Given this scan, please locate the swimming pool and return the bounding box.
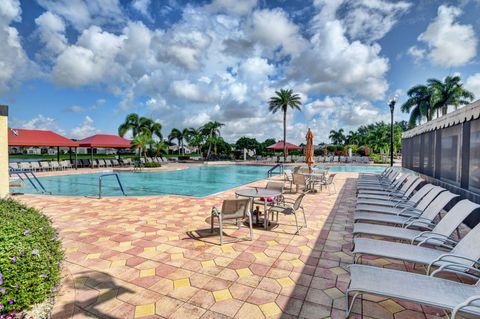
[15,165,270,197]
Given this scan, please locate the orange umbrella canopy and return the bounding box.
[305,128,314,167]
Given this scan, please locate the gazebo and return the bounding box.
[8,128,79,161]
[77,134,131,168]
[266,140,302,151]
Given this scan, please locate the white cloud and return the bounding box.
[414,5,477,67]
[0,0,21,22]
[249,8,307,57]
[289,1,389,100]
[36,0,125,30]
[132,0,151,19]
[407,46,426,62]
[66,105,86,113]
[0,1,37,96]
[342,0,411,42]
[465,73,480,100]
[70,116,100,139]
[35,11,68,58]
[207,0,257,16]
[11,114,65,135]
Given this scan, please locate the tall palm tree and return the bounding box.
[184,128,203,154]
[118,113,163,140]
[151,140,168,158]
[428,75,474,116]
[132,133,153,160]
[201,121,224,159]
[329,129,345,145]
[400,85,433,128]
[268,89,302,162]
[168,128,185,154]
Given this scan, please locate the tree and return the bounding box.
[118,113,163,140]
[185,128,204,153]
[151,140,168,157]
[235,137,260,153]
[268,89,302,162]
[132,133,153,160]
[201,121,224,159]
[346,131,362,145]
[428,75,474,116]
[168,128,187,154]
[401,85,433,127]
[329,129,345,145]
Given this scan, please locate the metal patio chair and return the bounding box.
[210,198,252,245]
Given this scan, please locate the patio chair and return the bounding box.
[39,161,50,171]
[319,173,336,194]
[346,264,480,318]
[19,162,32,170]
[9,162,19,170]
[105,159,113,167]
[30,162,41,171]
[210,198,252,245]
[353,199,478,247]
[292,173,310,193]
[352,220,480,274]
[50,161,60,170]
[111,159,119,167]
[354,184,440,217]
[253,182,285,208]
[267,192,307,234]
[356,171,403,190]
[353,188,452,226]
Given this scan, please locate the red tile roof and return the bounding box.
[77,134,131,148]
[8,128,79,147]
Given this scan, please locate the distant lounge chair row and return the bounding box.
[345,167,480,318]
[8,157,171,171]
[255,155,370,164]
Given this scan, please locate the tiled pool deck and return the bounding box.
[16,173,455,319]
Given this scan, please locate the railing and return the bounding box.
[9,169,48,194]
[267,164,284,177]
[98,173,126,198]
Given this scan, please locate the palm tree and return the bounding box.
[346,130,362,145]
[185,128,203,154]
[118,113,163,140]
[132,133,153,160]
[329,129,345,145]
[151,140,168,158]
[428,75,474,116]
[118,113,142,138]
[168,128,185,154]
[201,121,224,159]
[268,89,302,162]
[401,85,433,128]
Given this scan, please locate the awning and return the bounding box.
[403,99,480,139]
[8,128,79,147]
[77,134,131,148]
[266,140,302,151]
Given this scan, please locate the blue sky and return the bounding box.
[1,0,479,144]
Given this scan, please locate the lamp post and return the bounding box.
[388,97,396,167]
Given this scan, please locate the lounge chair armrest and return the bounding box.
[431,262,480,281]
[396,207,421,216]
[211,206,221,217]
[428,254,480,274]
[452,295,480,318]
[412,232,458,247]
[403,218,435,229]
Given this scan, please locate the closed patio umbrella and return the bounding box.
[305,128,314,172]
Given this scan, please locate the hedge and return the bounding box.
[0,199,63,315]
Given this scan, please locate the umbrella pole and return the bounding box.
[57,146,60,161]
[75,147,77,170]
[91,147,93,168]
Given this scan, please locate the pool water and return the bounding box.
[15,165,270,197]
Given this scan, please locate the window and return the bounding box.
[469,119,480,193]
[440,125,462,185]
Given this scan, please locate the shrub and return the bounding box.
[0,199,63,315]
[144,162,161,168]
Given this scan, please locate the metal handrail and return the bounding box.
[9,169,48,193]
[267,164,284,177]
[98,173,126,198]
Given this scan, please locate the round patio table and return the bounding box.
[235,188,281,229]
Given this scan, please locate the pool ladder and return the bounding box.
[267,164,284,177]
[10,169,49,194]
[98,173,126,198]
